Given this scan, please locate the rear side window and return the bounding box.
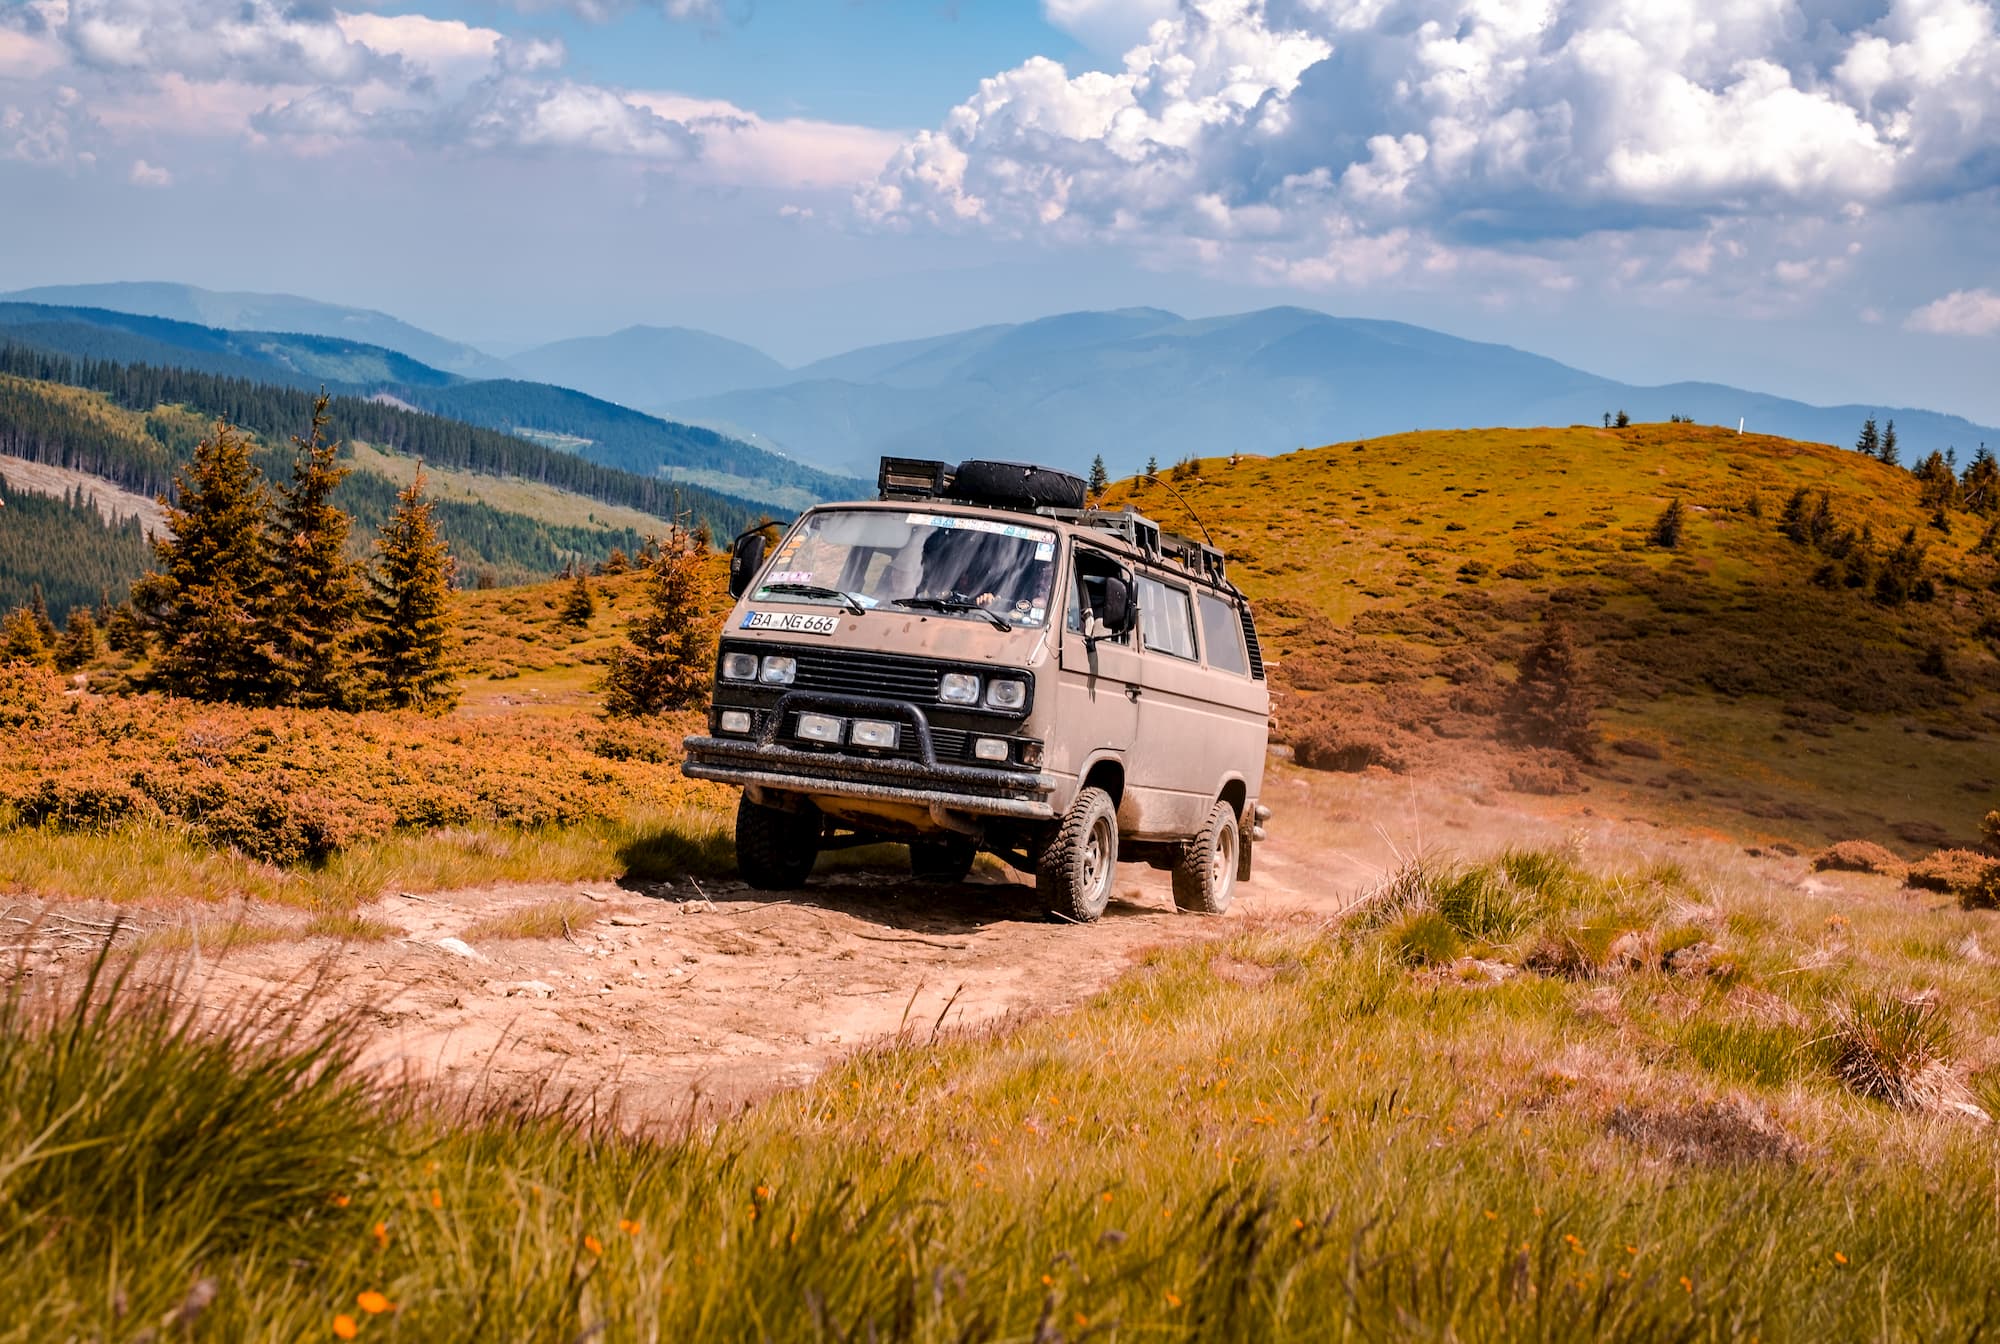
[1197,592,1249,675]
[1136,576,1196,660]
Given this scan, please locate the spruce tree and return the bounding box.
[1857,417,1881,458]
[369,469,459,712]
[1960,447,1997,516]
[265,393,367,708]
[26,586,57,648]
[603,522,713,718]
[1,607,51,665]
[1145,454,1158,477]
[561,569,597,626]
[1880,419,1898,466]
[133,418,274,702]
[1649,497,1686,549]
[1088,454,1109,496]
[52,608,99,672]
[1614,409,1630,428]
[1505,614,1594,757]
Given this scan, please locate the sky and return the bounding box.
[2,0,1998,423]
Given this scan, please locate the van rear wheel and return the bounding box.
[1037,787,1118,923]
[736,795,820,890]
[910,836,978,884]
[1172,801,1239,915]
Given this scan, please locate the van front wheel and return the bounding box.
[1037,787,1118,923]
[1172,801,1239,915]
[736,795,820,890]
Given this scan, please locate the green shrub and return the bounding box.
[1389,908,1462,966]
[1830,991,1955,1109]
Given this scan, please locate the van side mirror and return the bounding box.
[728,533,768,598]
[1099,575,1135,635]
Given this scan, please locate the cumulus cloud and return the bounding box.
[1907,287,2000,335]
[630,92,903,188]
[127,156,169,185]
[1043,0,1178,54]
[866,0,2000,293]
[61,0,405,87]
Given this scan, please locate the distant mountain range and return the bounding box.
[662,306,2000,478]
[0,300,859,511]
[11,282,1995,488]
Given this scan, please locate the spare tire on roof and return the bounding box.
[947,460,1088,512]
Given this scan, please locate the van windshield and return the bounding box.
[755,509,1059,628]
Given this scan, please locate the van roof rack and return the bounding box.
[877,456,1234,590]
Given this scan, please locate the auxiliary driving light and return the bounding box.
[973,737,1009,762]
[939,672,981,704]
[795,713,842,743]
[721,652,758,681]
[718,710,753,734]
[849,720,900,749]
[760,655,797,685]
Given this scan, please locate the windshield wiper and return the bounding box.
[758,581,868,615]
[892,596,1012,632]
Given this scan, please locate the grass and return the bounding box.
[346,441,676,537]
[460,897,596,943]
[9,840,2000,1338]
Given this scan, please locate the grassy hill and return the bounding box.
[1105,422,2000,851]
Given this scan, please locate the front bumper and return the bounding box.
[682,735,1058,822]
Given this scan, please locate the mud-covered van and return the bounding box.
[681,457,1271,922]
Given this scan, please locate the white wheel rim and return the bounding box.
[1212,825,1235,892]
[1083,815,1113,900]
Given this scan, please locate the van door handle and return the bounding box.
[1125,685,1141,702]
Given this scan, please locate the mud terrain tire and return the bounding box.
[1171,801,1239,915]
[736,795,820,890]
[1037,787,1119,923]
[910,836,978,884]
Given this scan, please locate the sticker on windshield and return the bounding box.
[766,570,815,584]
[743,610,840,635]
[905,513,1052,541]
[1034,541,1054,561]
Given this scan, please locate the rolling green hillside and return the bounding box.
[1106,422,2000,849]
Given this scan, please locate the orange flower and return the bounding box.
[1100,1192,1114,1204]
[370,1222,389,1250]
[755,1184,771,1201]
[333,1314,359,1339]
[357,1291,393,1315]
[583,1235,605,1257]
[331,1194,351,1208]
[429,1189,443,1210]
[1679,1276,1694,1293]
[1165,1292,1183,1308]
[1834,1252,1849,1265]
[1482,1211,1498,1221]
[619,1219,642,1236]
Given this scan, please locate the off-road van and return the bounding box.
[681,457,1271,922]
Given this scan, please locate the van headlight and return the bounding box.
[985,678,1027,710]
[939,672,980,704]
[721,652,758,681]
[760,655,797,685]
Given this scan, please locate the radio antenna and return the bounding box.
[1138,472,1216,547]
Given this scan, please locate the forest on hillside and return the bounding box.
[0,476,152,617]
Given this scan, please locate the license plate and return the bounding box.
[742,610,841,635]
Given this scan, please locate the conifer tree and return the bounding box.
[1649,497,1686,549]
[26,585,57,648]
[603,522,713,718]
[1,607,52,665]
[1145,454,1158,477]
[1614,409,1630,428]
[265,393,366,708]
[1960,446,1997,516]
[1088,454,1109,496]
[369,469,459,712]
[562,569,597,626]
[1857,417,1881,458]
[133,418,274,702]
[52,607,99,672]
[1914,451,1958,512]
[1505,614,1594,758]
[1880,419,1898,466]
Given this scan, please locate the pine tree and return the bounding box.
[1856,417,1881,458]
[1649,497,1686,549]
[369,469,459,712]
[600,548,631,576]
[52,607,100,672]
[132,418,274,702]
[561,569,597,626]
[104,603,148,658]
[264,393,367,708]
[1088,454,1109,496]
[1505,614,1594,757]
[1880,419,1898,466]
[1913,451,1958,512]
[1614,410,1630,428]
[1145,455,1158,477]
[1960,446,1997,516]
[26,586,57,648]
[1,607,52,665]
[603,522,714,718]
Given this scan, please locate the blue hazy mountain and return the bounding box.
[510,325,790,408]
[1,281,513,379]
[665,306,1999,478]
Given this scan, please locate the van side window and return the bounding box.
[1136,575,1197,660]
[1197,592,1249,675]
[1067,546,1131,643]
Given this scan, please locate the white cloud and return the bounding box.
[333,12,504,89]
[1907,287,2000,336]
[127,155,168,185]
[62,0,403,87]
[631,92,905,188]
[867,0,2000,297]
[1043,0,1178,54]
